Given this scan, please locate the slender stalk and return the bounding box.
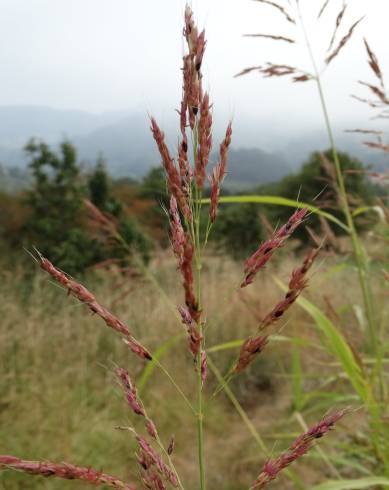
[154,430,185,490]
[155,360,196,416]
[207,357,305,490]
[195,210,206,490]
[192,122,206,490]
[208,356,267,453]
[196,347,206,490]
[139,404,185,490]
[294,412,341,479]
[112,241,197,416]
[295,2,377,355]
[295,3,389,478]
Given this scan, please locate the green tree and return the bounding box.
[138,167,169,240]
[261,149,374,238]
[118,218,153,265]
[139,166,168,204]
[212,203,264,259]
[25,139,98,274]
[88,156,122,216]
[87,158,153,265]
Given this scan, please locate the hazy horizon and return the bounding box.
[1,1,388,128]
[0,0,388,177]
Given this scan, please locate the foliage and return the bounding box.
[212,203,264,259]
[88,159,153,265]
[25,138,99,275]
[139,166,168,204]
[136,166,170,244]
[88,156,122,217]
[23,140,153,274]
[260,149,375,238]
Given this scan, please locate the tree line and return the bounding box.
[0,138,377,273]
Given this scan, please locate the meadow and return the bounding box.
[1,245,384,490]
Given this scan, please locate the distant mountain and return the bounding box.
[74,114,160,177]
[0,105,386,190]
[0,106,163,176]
[0,105,135,172]
[0,106,294,185]
[0,105,130,149]
[282,126,389,171]
[225,148,292,189]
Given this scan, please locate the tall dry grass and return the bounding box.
[0,249,372,489]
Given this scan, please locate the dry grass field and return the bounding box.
[1,242,383,489]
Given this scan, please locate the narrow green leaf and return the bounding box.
[138,334,184,394]
[201,195,349,232]
[207,335,302,353]
[311,477,389,490]
[274,277,368,402]
[319,262,351,282]
[352,205,385,221]
[292,339,303,411]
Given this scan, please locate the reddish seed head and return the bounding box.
[293,409,347,448]
[150,117,192,221]
[181,4,208,131]
[201,350,207,386]
[39,255,152,362]
[177,136,192,192]
[288,248,319,291]
[84,199,116,235]
[180,236,200,322]
[135,435,178,488]
[115,367,145,417]
[237,247,319,375]
[169,196,186,266]
[0,456,19,465]
[184,5,197,49]
[167,436,175,455]
[178,306,202,357]
[242,208,308,288]
[167,201,199,320]
[209,122,232,223]
[195,92,213,189]
[195,30,206,71]
[235,335,269,373]
[0,456,136,489]
[178,305,194,326]
[123,337,152,361]
[251,410,347,489]
[146,419,158,440]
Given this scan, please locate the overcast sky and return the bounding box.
[1,0,388,142]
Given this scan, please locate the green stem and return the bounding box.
[208,357,267,453]
[195,212,206,490]
[207,357,305,490]
[295,2,389,476]
[203,217,212,250]
[155,360,196,416]
[197,347,206,490]
[192,121,206,490]
[295,1,377,355]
